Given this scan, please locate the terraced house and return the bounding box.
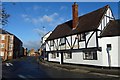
[44,3,120,68]
[0,29,23,61]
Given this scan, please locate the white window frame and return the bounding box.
[1,35,5,40]
[50,40,54,46]
[8,52,12,56]
[83,51,97,60]
[0,43,5,48]
[9,36,13,43]
[60,38,66,45]
[64,52,72,59]
[51,53,56,58]
[9,44,13,50]
[0,52,4,56]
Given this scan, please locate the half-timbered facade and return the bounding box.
[44,3,120,68]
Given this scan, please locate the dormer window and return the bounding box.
[60,38,66,45]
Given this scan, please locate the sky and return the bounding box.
[2,2,119,50]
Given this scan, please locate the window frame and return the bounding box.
[83,51,97,60]
[64,52,72,59]
[50,40,54,46]
[78,34,85,42]
[0,43,5,48]
[60,38,66,45]
[1,35,5,40]
[51,52,56,58]
[0,52,4,56]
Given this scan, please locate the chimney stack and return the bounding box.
[72,2,78,29]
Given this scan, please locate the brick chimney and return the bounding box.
[72,2,78,29]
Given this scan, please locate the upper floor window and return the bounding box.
[107,44,112,51]
[9,36,13,43]
[60,38,66,45]
[0,43,5,48]
[50,40,54,46]
[78,33,85,41]
[8,52,12,56]
[9,44,13,50]
[1,35,5,40]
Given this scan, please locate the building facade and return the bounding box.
[44,3,120,68]
[0,29,23,61]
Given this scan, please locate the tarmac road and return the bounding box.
[2,56,119,80]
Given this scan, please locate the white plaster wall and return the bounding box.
[99,36,119,67]
[79,41,85,48]
[118,37,120,67]
[86,32,97,47]
[98,8,114,35]
[46,41,50,51]
[66,36,71,49]
[48,53,60,62]
[63,52,102,66]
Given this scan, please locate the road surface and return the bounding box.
[2,57,119,80]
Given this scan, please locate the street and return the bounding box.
[2,57,119,80]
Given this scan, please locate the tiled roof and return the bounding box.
[47,5,109,41]
[100,20,120,37]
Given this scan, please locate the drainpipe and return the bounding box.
[106,48,111,69]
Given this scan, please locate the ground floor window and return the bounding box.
[57,53,59,57]
[51,53,56,58]
[83,51,97,60]
[64,52,72,59]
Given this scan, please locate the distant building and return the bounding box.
[0,29,23,61]
[22,47,27,56]
[45,3,120,68]
[29,48,35,56]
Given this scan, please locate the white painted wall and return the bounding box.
[99,36,119,67]
[63,52,103,66]
[98,8,114,36]
[86,31,97,48]
[118,37,120,67]
[48,53,60,62]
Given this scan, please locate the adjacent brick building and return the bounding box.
[0,29,23,61]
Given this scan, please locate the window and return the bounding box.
[83,51,97,60]
[9,44,13,50]
[50,40,54,46]
[60,38,65,45]
[78,33,85,41]
[8,52,12,56]
[51,53,56,58]
[0,52,4,56]
[1,35,5,40]
[0,43,5,48]
[64,52,72,59]
[107,44,112,50]
[9,36,13,43]
[57,52,59,57]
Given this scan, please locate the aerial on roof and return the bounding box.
[47,5,110,41]
[100,20,120,37]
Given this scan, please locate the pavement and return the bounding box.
[40,60,120,78]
